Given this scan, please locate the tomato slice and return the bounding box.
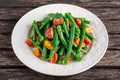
[75,19,82,27]
[84,38,91,45]
[74,38,80,46]
[34,48,42,57]
[50,53,58,64]
[46,27,54,39]
[26,39,34,47]
[53,18,64,26]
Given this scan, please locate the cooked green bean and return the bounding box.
[62,22,69,38]
[59,47,65,55]
[64,13,76,64]
[39,17,52,30]
[57,25,67,47]
[33,21,44,42]
[86,32,95,41]
[76,19,86,55]
[58,56,63,64]
[49,25,59,60]
[43,23,50,38]
[75,25,81,38]
[64,16,69,30]
[42,46,47,60]
[42,23,50,60]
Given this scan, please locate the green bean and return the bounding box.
[62,22,69,38]
[75,25,81,38]
[49,25,59,60]
[58,55,63,64]
[64,20,76,64]
[33,21,44,42]
[73,42,88,54]
[64,13,76,64]
[39,17,52,30]
[53,25,59,50]
[83,46,89,54]
[65,13,75,24]
[30,39,42,51]
[64,16,69,30]
[48,13,56,19]
[30,28,36,41]
[76,19,86,55]
[42,46,47,60]
[43,23,50,38]
[85,20,90,24]
[71,50,83,61]
[56,25,67,47]
[42,24,50,60]
[73,42,78,48]
[49,49,56,60]
[65,13,81,38]
[59,47,65,55]
[86,32,95,42]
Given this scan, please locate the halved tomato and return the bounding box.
[84,38,91,45]
[46,27,54,39]
[50,52,58,64]
[26,39,34,47]
[75,19,82,27]
[53,18,64,26]
[34,48,42,57]
[74,38,80,46]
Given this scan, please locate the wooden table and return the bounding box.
[0,0,120,80]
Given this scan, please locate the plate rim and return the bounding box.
[11,3,109,76]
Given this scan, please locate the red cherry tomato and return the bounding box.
[53,18,64,26]
[46,27,54,39]
[26,39,34,47]
[75,19,82,27]
[50,52,58,64]
[84,38,91,45]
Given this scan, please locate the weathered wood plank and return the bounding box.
[0,0,120,8]
[97,50,120,66]
[0,49,120,67]
[0,69,119,80]
[0,50,23,66]
[0,8,120,20]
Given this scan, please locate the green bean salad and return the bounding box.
[26,12,95,64]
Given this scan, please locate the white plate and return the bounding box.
[11,4,108,76]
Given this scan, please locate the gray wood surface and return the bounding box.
[0,0,120,79]
[0,69,120,80]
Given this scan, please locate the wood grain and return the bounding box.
[0,68,119,80]
[0,0,120,79]
[0,8,120,21]
[0,0,120,8]
[0,50,23,66]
